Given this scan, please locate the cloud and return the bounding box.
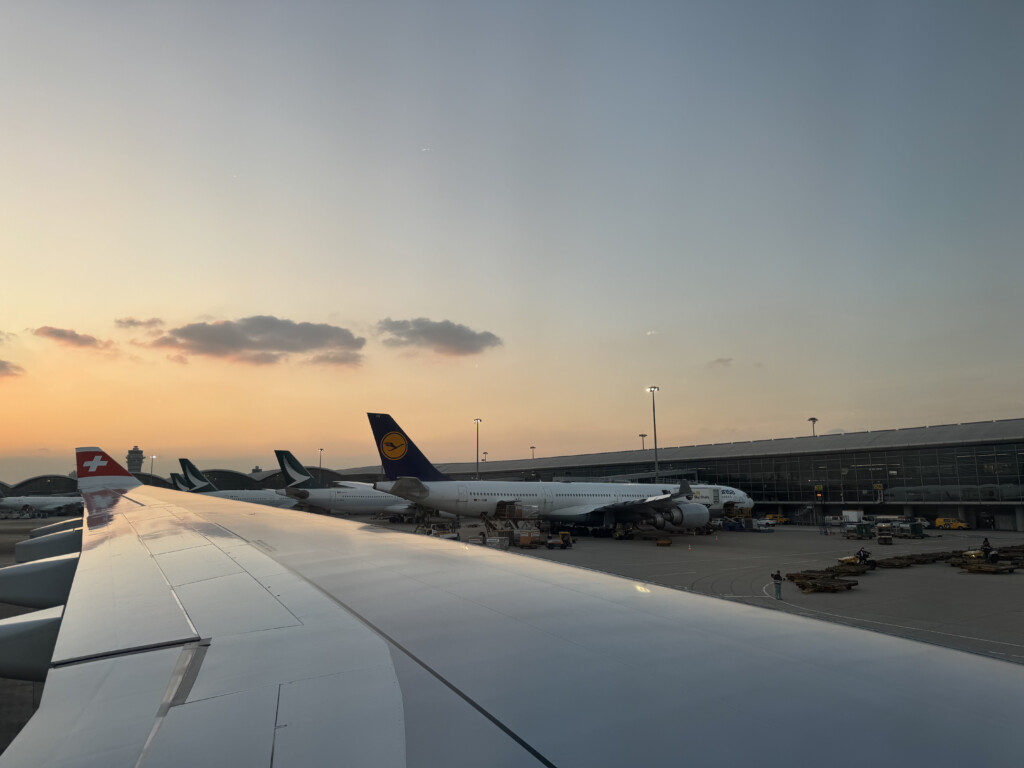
[308,350,363,366]
[115,317,164,329]
[0,331,16,344]
[377,318,503,356]
[0,359,24,377]
[33,326,114,350]
[150,315,366,365]
[708,357,733,367]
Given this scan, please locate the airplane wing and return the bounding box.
[381,476,431,502]
[2,448,1023,767]
[586,486,705,527]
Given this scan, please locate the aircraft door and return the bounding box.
[541,486,554,514]
[457,484,469,514]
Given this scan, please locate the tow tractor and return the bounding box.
[546,531,574,550]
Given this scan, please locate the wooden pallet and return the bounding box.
[792,578,858,593]
[961,563,1016,574]
[874,558,913,568]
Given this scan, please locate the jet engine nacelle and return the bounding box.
[667,503,710,529]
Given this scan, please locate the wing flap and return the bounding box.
[139,687,278,768]
[52,498,199,664]
[1,646,186,768]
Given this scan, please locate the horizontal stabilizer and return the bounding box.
[388,477,431,502]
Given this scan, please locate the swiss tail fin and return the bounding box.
[179,458,217,491]
[275,450,321,489]
[367,413,450,482]
[76,447,141,494]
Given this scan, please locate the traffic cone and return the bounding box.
[688,543,692,552]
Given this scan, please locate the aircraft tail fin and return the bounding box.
[179,458,217,492]
[76,447,141,494]
[170,472,194,492]
[275,450,321,489]
[367,413,450,482]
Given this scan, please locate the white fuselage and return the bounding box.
[0,495,83,514]
[689,485,755,515]
[376,479,686,524]
[205,490,298,509]
[277,483,411,516]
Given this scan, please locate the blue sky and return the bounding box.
[2,1,1022,482]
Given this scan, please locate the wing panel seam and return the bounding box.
[289,574,559,768]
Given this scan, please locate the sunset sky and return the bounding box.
[2,1,1022,483]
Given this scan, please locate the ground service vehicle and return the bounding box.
[935,517,969,530]
[546,531,573,549]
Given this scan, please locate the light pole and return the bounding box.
[808,417,818,437]
[318,448,324,485]
[474,419,482,479]
[530,445,536,460]
[149,455,157,478]
[639,433,647,450]
[483,451,488,462]
[647,386,660,482]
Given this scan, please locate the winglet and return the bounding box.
[367,413,450,482]
[76,447,141,494]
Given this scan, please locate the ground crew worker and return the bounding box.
[771,570,783,600]
[981,537,994,562]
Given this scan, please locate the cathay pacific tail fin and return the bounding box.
[179,458,217,492]
[275,450,322,489]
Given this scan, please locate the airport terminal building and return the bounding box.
[340,419,1024,532]
[5,420,1024,531]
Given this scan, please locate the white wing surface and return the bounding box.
[2,448,1023,767]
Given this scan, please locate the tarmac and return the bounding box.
[511,524,1024,664]
[2,517,1023,755]
[0,518,52,756]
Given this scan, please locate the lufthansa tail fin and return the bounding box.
[179,458,217,492]
[367,413,450,482]
[275,450,321,489]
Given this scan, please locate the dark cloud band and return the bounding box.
[115,317,164,329]
[377,317,502,356]
[151,315,366,365]
[34,327,113,349]
[0,359,24,377]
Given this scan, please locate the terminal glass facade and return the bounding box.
[547,443,1024,507]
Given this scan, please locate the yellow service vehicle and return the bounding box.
[935,517,969,530]
[765,514,790,525]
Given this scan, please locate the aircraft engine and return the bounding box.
[667,503,710,529]
[652,513,666,529]
[287,488,310,500]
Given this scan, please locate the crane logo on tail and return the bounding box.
[380,432,408,461]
